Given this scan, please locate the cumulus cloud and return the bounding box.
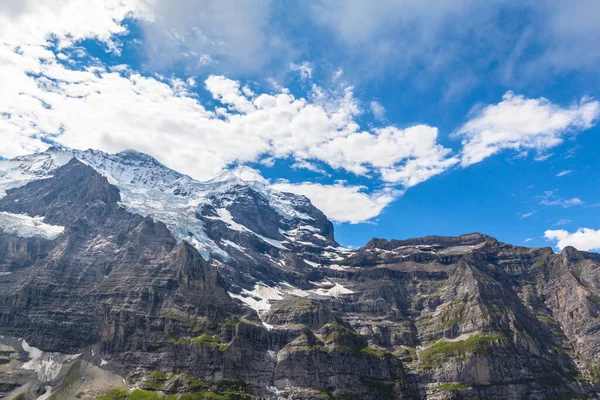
[0,0,149,48]
[229,167,393,224]
[0,46,457,187]
[544,228,600,251]
[272,181,399,224]
[457,92,600,166]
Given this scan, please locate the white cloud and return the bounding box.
[457,92,600,166]
[545,228,600,251]
[370,101,386,121]
[290,61,313,80]
[290,160,327,174]
[556,169,572,177]
[272,181,399,224]
[0,0,150,48]
[524,238,533,243]
[308,125,459,187]
[539,191,583,208]
[544,198,583,207]
[230,166,393,224]
[0,38,457,186]
[521,212,534,219]
[231,165,269,184]
[554,219,571,226]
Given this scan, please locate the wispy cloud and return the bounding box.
[370,101,386,121]
[290,61,313,80]
[290,160,327,175]
[556,170,572,177]
[554,219,572,226]
[539,191,583,208]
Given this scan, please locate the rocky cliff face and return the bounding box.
[0,149,599,400]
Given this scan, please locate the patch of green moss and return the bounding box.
[435,383,471,391]
[196,334,220,347]
[418,298,470,332]
[480,303,504,320]
[161,310,207,333]
[289,297,322,312]
[307,390,332,398]
[143,371,170,390]
[322,321,358,342]
[220,318,240,328]
[178,393,230,400]
[130,389,164,400]
[49,357,82,399]
[532,253,548,269]
[186,376,207,389]
[216,380,251,393]
[403,346,417,360]
[419,333,508,367]
[167,333,229,350]
[161,311,186,321]
[572,374,592,382]
[238,318,261,326]
[359,346,391,358]
[308,344,329,352]
[536,315,552,324]
[96,389,128,400]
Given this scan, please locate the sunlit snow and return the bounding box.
[0,212,64,239]
[0,148,318,258]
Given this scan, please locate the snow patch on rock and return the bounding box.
[0,212,64,239]
[21,339,80,382]
[312,283,354,298]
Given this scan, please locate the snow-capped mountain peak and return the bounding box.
[0,148,335,261]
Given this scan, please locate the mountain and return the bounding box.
[0,148,599,400]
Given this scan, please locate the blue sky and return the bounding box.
[1,0,600,251]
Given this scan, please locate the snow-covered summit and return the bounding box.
[0,147,333,259]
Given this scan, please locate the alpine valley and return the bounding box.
[0,147,599,400]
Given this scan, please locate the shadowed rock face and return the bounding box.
[0,155,599,400]
[0,160,237,355]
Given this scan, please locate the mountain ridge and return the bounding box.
[0,149,599,399]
